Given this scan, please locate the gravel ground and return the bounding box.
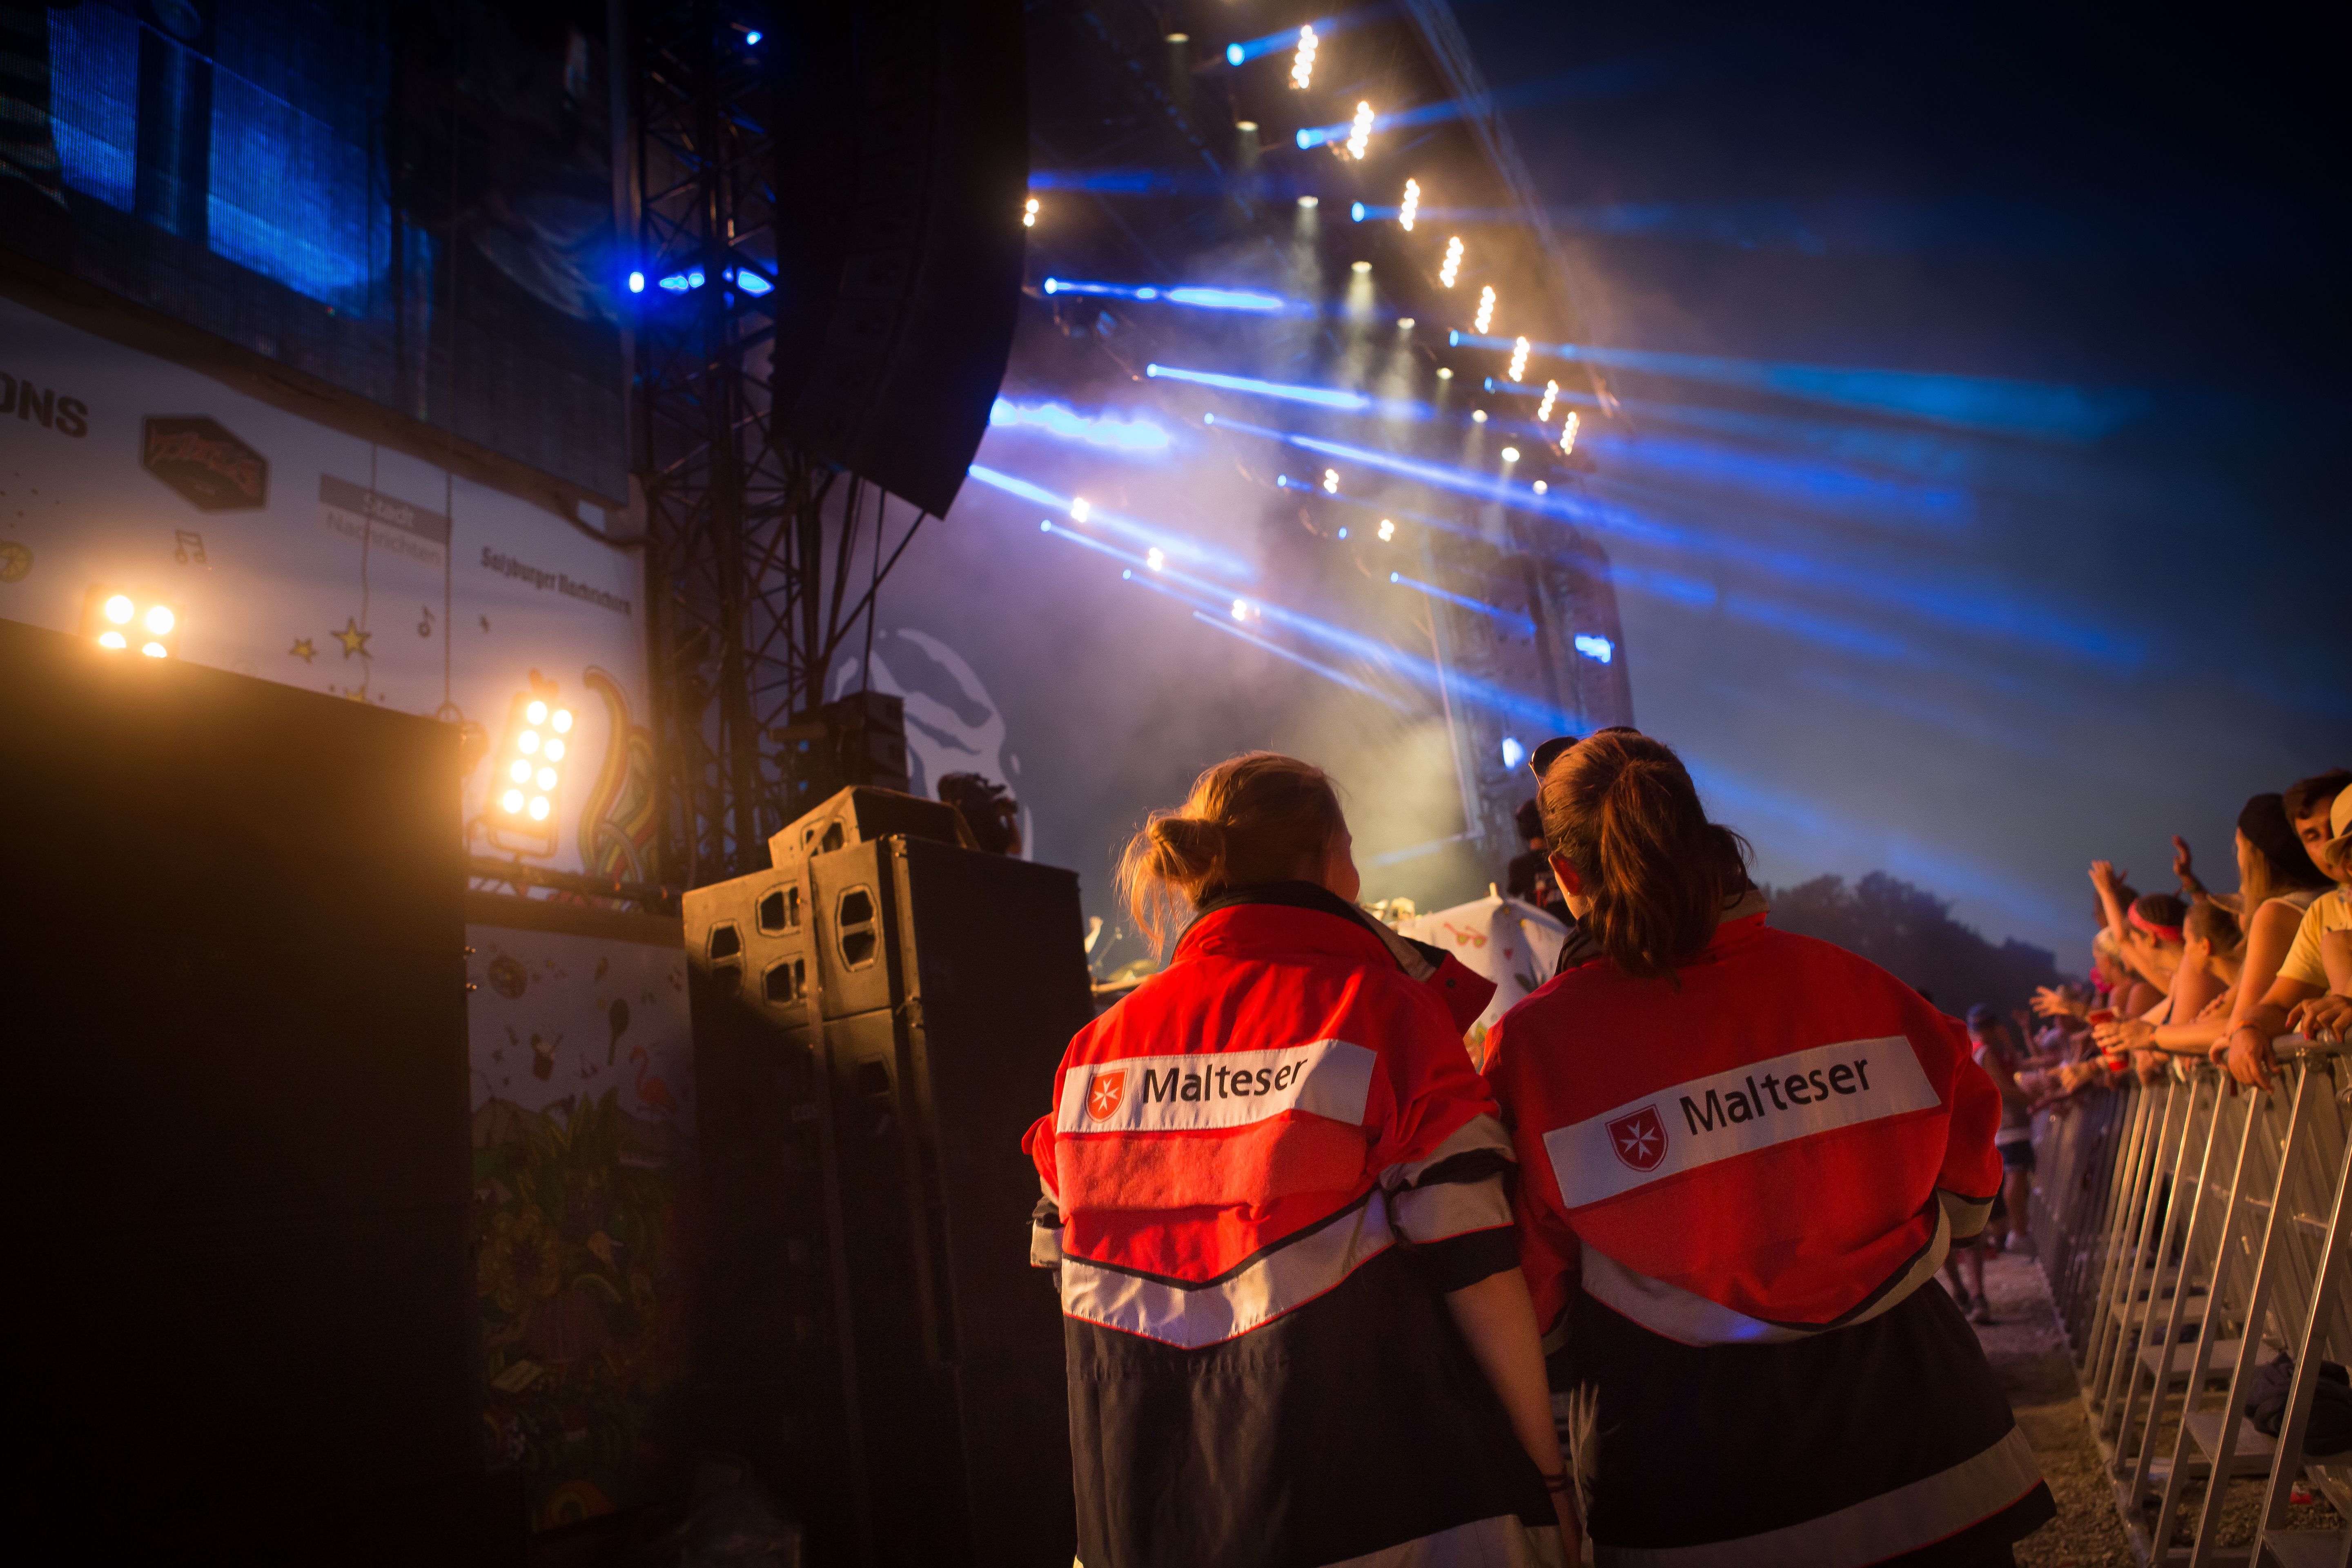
[1957,1243,2345,1567]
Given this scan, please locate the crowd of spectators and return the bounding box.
[1971,768,2352,1121]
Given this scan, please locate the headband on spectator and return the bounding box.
[2128,904,2184,944]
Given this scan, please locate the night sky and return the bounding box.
[1434,0,2347,959]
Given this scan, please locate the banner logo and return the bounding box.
[143,416,267,510]
[1087,1071,1126,1123]
[1606,1105,1666,1172]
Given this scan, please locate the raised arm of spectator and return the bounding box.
[2090,860,2132,949]
[2173,835,2208,900]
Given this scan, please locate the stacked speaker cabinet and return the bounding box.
[686,802,1089,1566]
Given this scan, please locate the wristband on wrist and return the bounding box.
[1541,1470,1570,1495]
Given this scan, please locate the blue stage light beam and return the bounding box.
[1187,611,1412,709]
[1148,364,1370,411]
[1390,572,1536,635]
[1223,13,1378,66]
[967,464,1256,580]
[1447,332,2146,442]
[1296,97,1468,149]
[989,397,1174,455]
[1043,277,1291,314]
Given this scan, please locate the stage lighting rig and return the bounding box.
[1377,518,1396,542]
[488,678,574,855]
[1322,469,1341,493]
[81,585,180,658]
[1439,236,1463,287]
[1509,336,1531,382]
[1399,179,1420,230]
[1501,446,1521,463]
[1559,410,1581,457]
[1347,102,1374,160]
[1025,196,1039,228]
[1291,25,1318,89]
[1537,380,1558,422]
[1475,286,1496,334]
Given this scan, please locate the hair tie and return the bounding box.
[2128,905,2183,944]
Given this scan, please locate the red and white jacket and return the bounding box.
[1026,883,1515,1345]
[1485,899,2003,1347]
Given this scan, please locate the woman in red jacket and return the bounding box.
[1483,730,2053,1567]
[1025,752,1577,1567]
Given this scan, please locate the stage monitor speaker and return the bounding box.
[767,0,1029,517]
[685,834,1091,1566]
[0,617,490,1559]
[768,781,965,875]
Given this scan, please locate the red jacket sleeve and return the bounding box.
[1927,1010,2003,1241]
[1479,1011,1579,1342]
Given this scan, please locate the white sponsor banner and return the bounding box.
[1545,1036,1937,1209]
[1056,1039,1376,1135]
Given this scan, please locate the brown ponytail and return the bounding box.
[1537,730,1751,981]
[1117,751,1345,952]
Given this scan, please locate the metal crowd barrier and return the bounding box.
[2027,1038,2352,1566]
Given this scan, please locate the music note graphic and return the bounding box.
[174,529,208,566]
[418,604,435,638]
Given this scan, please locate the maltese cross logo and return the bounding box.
[1087,1071,1126,1123]
[1606,1105,1667,1173]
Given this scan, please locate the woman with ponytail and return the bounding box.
[1482,730,2054,1567]
[1025,752,1577,1567]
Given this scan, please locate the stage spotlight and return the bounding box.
[1501,446,1521,463]
[1575,634,1615,664]
[1351,202,1365,222]
[1377,518,1395,541]
[1291,24,1317,89]
[744,29,762,45]
[83,585,180,657]
[1147,548,1166,572]
[1388,570,1401,584]
[1398,316,1415,329]
[1322,469,1340,493]
[1297,195,1318,209]
[1227,42,1244,65]
[1560,410,1581,457]
[1025,196,1040,228]
[628,271,645,293]
[1231,598,1249,621]
[1474,286,1496,334]
[1399,178,1420,230]
[1070,497,1091,521]
[1347,101,1374,160]
[1537,379,1559,422]
[1337,526,1348,539]
[1501,737,1526,770]
[1436,367,1453,380]
[1439,236,1463,287]
[490,681,573,854]
[1146,362,1372,411]
[1471,409,1487,423]
[1533,480,1549,494]
[1509,336,1531,383]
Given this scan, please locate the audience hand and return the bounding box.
[2223,1025,2277,1091]
[2286,993,2352,1044]
[2094,1017,2152,1054]
[2031,985,2087,1020]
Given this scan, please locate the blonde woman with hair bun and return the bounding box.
[1025,752,1579,1566]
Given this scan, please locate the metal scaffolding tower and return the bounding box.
[629,1,926,890]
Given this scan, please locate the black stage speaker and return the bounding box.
[0,618,494,1559]
[777,691,915,818]
[768,0,1029,517]
[686,831,1091,1566]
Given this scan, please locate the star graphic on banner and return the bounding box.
[333,617,371,659]
[288,637,316,663]
[1616,1122,1660,1163]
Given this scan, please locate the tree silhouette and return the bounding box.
[1762,872,2067,1017]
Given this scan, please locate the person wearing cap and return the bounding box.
[2224,773,2352,1089]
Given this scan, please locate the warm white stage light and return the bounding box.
[1501,446,1521,463]
[552,708,573,733]
[1561,410,1581,456]
[526,701,547,724]
[503,789,525,813]
[1322,468,1340,493]
[1147,547,1166,572]
[1347,102,1373,160]
[1474,285,1496,334]
[1297,195,1318,208]
[1537,379,1558,421]
[1071,497,1091,521]
[1398,316,1415,329]
[1350,260,1372,273]
[537,767,558,790]
[1435,367,1453,380]
[144,605,174,635]
[1399,178,1420,231]
[105,595,133,624]
[140,641,166,658]
[98,631,127,649]
[546,739,566,761]
[1471,409,1488,423]
[1290,24,1317,89]
[529,796,551,821]
[1024,196,1040,228]
[1533,480,1549,494]
[510,760,531,783]
[1377,518,1395,542]
[1509,336,1530,383]
[1439,236,1463,287]
[519,731,540,754]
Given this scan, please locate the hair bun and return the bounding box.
[1149,815,1226,881]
